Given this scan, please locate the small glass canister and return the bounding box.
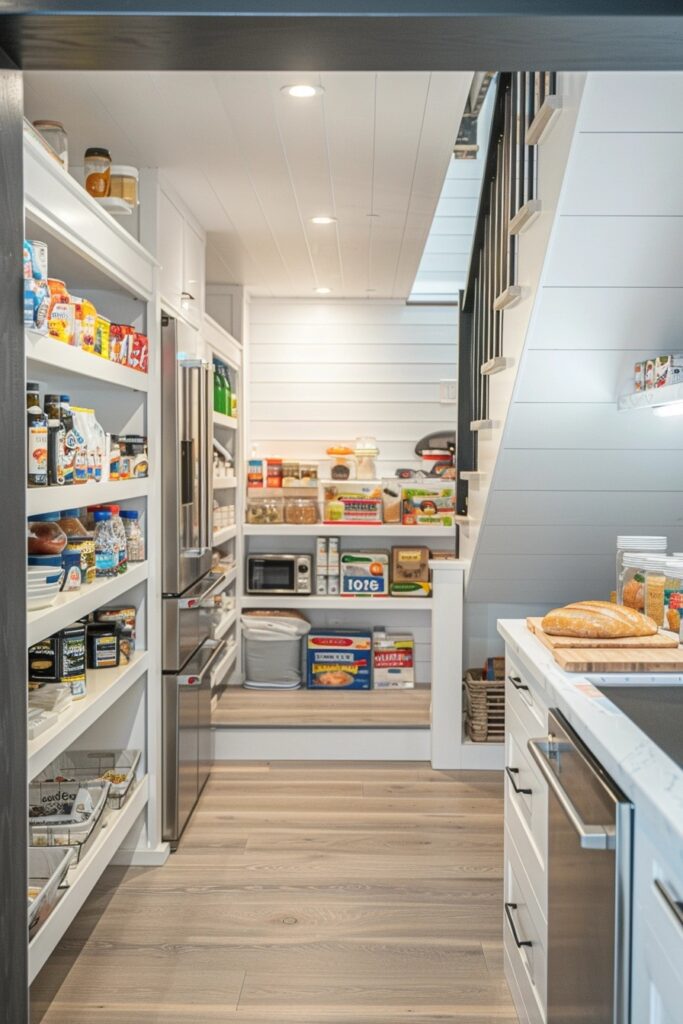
[84,147,112,198]
[618,552,648,611]
[664,559,683,633]
[109,165,139,209]
[616,535,666,604]
[33,120,69,170]
[644,554,668,627]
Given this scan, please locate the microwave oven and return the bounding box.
[246,554,312,595]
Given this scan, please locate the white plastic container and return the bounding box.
[616,535,666,603]
[28,847,75,938]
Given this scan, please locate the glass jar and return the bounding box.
[616,535,666,602]
[664,559,683,633]
[285,497,319,525]
[57,509,89,538]
[33,120,69,169]
[617,552,648,611]
[120,509,145,562]
[84,147,112,198]
[109,165,139,208]
[93,510,119,577]
[28,513,67,555]
[246,496,284,525]
[644,555,668,627]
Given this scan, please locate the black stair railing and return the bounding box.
[456,71,557,516]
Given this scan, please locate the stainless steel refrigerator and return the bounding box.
[161,314,226,849]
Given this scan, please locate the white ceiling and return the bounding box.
[24,71,471,298]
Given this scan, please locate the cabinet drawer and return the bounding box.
[632,921,682,1024]
[634,823,683,978]
[506,654,547,739]
[504,826,547,1022]
[505,705,548,915]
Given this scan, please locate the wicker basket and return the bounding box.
[464,669,505,743]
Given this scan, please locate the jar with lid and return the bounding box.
[109,165,139,209]
[120,509,145,562]
[616,535,666,602]
[644,554,668,627]
[617,552,649,611]
[28,513,67,556]
[663,559,683,633]
[32,121,69,170]
[246,496,284,525]
[93,504,127,573]
[57,509,89,538]
[84,147,112,198]
[93,510,119,578]
[285,497,319,525]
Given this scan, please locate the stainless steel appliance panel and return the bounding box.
[528,709,632,1024]
[162,570,226,672]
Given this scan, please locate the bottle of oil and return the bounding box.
[27,382,48,487]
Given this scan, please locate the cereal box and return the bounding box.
[401,484,455,527]
[323,482,383,524]
[340,550,389,597]
[307,629,372,689]
[373,632,415,688]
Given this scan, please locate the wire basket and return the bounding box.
[29,780,110,861]
[464,670,505,743]
[35,749,141,809]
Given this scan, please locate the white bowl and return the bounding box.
[27,593,59,611]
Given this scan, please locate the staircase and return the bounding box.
[459,71,683,665]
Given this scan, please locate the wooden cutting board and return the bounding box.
[526,617,678,650]
[552,646,683,673]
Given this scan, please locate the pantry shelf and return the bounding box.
[213,475,237,490]
[213,525,237,545]
[28,776,149,983]
[241,595,434,611]
[618,383,683,412]
[213,609,238,642]
[213,412,238,430]
[27,477,149,516]
[212,686,432,729]
[26,329,150,393]
[243,523,457,538]
[28,652,150,779]
[211,642,238,689]
[27,561,149,646]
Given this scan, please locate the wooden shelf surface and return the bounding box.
[213,685,431,729]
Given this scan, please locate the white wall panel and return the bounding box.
[484,489,683,530]
[249,298,457,475]
[506,403,683,451]
[513,349,646,403]
[496,450,683,492]
[579,72,683,132]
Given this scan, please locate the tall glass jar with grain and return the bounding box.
[643,554,668,627]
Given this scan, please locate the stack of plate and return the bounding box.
[27,555,64,610]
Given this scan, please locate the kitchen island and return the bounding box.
[498,618,683,1024]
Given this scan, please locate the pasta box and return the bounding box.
[307,629,372,689]
[372,632,415,688]
[340,550,389,597]
[323,482,383,525]
[401,484,455,527]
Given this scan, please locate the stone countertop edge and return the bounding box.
[498,619,683,865]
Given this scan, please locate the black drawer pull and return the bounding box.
[505,902,533,948]
[508,674,529,692]
[505,766,532,796]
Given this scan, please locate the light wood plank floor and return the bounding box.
[31,761,516,1024]
[213,687,432,727]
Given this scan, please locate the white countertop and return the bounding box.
[498,619,683,857]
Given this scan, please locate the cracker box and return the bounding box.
[401,484,455,527]
[373,632,415,688]
[323,482,383,525]
[654,353,683,388]
[391,546,430,597]
[307,629,372,689]
[340,550,389,597]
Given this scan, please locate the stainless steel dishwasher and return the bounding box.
[527,709,633,1024]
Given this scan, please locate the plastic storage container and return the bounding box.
[35,750,141,810]
[644,554,668,627]
[29,780,110,861]
[28,513,68,556]
[32,120,69,169]
[84,147,111,198]
[616,535,666,602]
[618,552,649,611]
[246,496,284,525]
[120,509,145,562]
[664,559,683,633]
[109,165,139,208]
[284,497,319,525]
[28,847,75,938]
[242,611,311,687]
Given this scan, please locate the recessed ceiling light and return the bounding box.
[311,216,337,225]
[281,84,323,99]
[315,287,332,295]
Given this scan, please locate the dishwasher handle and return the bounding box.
[528,736,615,851]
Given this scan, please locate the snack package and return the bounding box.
[401,484,455,527]
[340,550,389,597]
[307,629,372,689]
[373,632,415,688]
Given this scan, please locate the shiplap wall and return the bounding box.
[465,72,683,664]
[248,298,458,476]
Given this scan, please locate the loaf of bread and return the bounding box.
[541,601,657,639]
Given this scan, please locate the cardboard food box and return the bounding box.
[373,632,415,688]
[401,484,455,527]
[340,550,389,597]
[307,629,372,689]
[390,546,431,596]
[323,482,383,525]
[654,353,683,388]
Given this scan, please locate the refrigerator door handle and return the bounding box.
[177,571,227,610]
[177,639,227,687]
[527,736,615,850]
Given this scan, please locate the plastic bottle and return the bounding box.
[120,509,145,562]
[93,510,119,577]
[27,382,48,487]
[108,505,128,573]
[223,366,232,418]
[213,360,222,412]
[59,395,76,486]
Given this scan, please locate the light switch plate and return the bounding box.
[439,379,458,404]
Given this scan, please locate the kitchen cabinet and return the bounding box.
[182,220,205,329]
[157,187,205,328]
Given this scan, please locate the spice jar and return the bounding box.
[109,165,139,208]
[618,552,649,611]
[644,555,668,627]
[616,535,666,602]
[285,497,319,525]
[120,509,145,562]
[28,514,68,556]
[33,121,69,170]
[84,147,112,198]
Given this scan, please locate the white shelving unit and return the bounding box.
[243,522,457,538]
[24,125,166,983]
[213,411,238,430]
[213,475,237,490]
[242,595,434,611]
[212,524,238,546]
[618,383,683,413]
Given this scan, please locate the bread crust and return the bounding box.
[541,602,657,639]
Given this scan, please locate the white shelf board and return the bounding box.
[525,95,562,146]
[213,609,238,642]
[213,525,237,545]
[94,196,134,217]
[459,471,486,482]
[28,652,149,779]
[211,642,239,689]
[469,419,494,431]
[27,477,149,516]
[27,561,149,646]
[26,330,150,393]
[454,514,476,524]
[492,285,522,312]
[480,356,513,376]
[213,412,238,430]
[618,383,683,412]
[28,776,149,983]
[242,595,433,611]
[509,198,542,236]
[213,475,237,490]
[243,523,457,538]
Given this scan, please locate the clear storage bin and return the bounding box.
[664,559,683,633]
[644,555,668,627]
[29,779,109,861]
[617,552,648,610]
[246,496,284,525]
[284,497,319,525]
[616,535,666,602]
[28,847,75,938]
[35,749,141,810]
